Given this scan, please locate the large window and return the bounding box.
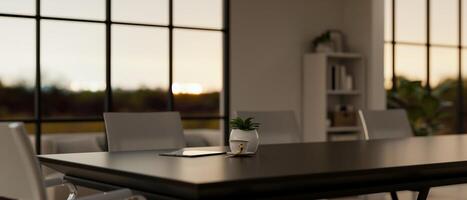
[385,0,465,135]
[0,0,229,153]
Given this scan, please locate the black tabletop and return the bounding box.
[38,135,467,199]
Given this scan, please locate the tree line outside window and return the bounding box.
[0,0,230,153]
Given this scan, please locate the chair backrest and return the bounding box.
[358,109,413,140]
[104,112,186,152]
[0,122,46,200]
[236,110,301,144]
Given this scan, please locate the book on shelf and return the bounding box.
[340,65,346,90]
[331,66,336,90]
[330,64,353,91]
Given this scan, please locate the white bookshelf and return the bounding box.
[302,52,366,142]
[320,52,362,59]
[327,126,360,132]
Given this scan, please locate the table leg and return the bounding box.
[416,188,430,200]
[390,191,398,200]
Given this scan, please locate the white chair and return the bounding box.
[236,110,301,144]
[104,112,186,152]
[358,109,413,200]
[0,122,144,200]
[358,109,413,140]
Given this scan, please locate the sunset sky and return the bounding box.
[3,0,464,92]
[0,0,223,93]
[384,0,467,89]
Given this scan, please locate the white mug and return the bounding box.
[229,139,249,154]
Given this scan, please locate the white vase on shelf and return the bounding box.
[229,129,259,153]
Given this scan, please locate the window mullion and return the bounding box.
[34,0,42,154]
[458,0,464,133]
[392,0,396,91]
[168,0,174,111]
[426,0,431,91]
[105,0,112,112]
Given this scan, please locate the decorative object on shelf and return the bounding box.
[326,118,332,127]
[331,105,356,127]
[345,75,353,91]
[312,30,345,53]
[329,30,344,52]
[229,117,260,154]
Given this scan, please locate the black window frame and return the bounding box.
[386,0,464,133]
[0,0,231,154]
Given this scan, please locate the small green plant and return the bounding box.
[230,117,260,131]
[312,31,331,49]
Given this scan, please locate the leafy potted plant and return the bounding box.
[229,117,260,153]
[387,77,451,136]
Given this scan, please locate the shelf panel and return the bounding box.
[307,52,362,59]
[326,52,362,59]
[305,52,362,59]
[327,126,360,133]
[327,90,361,95]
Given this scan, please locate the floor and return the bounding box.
[50,184,467,199]
[334,184,467,200]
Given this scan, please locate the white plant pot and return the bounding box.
[229,129,259,153]
[315,42,335,53]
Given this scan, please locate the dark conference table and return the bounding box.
[38,135,467,200]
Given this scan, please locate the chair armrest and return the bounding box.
[45,174,145,200]
[77,188,145,200]
[44,174,80,200]
[43,173,65,188]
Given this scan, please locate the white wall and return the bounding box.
[230,0,385,132]
[230,0,344,119]
[342,0,385,109]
